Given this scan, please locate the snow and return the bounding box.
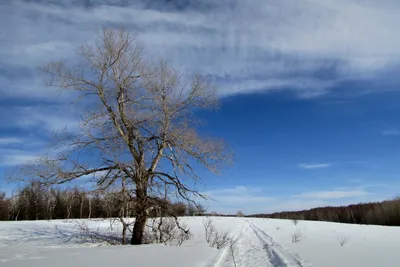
[1,217,399,267]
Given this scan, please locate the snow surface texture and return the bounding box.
[0,217,399,267]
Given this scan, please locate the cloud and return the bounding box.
[208,186,261,195]
[2,0,400,100]
[263,199,328,213]
[12,105,81,133]
[0,103,82,140]
[254,192,386,213]
[382,129,400,136]
[298,163,331,169]
[0,138,23,145]
[293,189,370,199]
[202,186,273,214]
[202,184,394,214]
[2,0,400,165]
[0,149,40,166]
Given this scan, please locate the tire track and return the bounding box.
[247,221,308,267]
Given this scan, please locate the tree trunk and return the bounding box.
[88,198,92,219]
[122,223,127,245]
[80,196,84,219]
[131,212,147,245]
[131,182,148,245]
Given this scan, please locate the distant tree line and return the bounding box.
[250,198,400,226]
[0,181,206,221]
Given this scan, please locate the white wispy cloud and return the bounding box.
[207,186,261,195]
[298,163,332,169]
[293,189,370,199]
[0,138,23,145]
[0,104,82,135]
[202,184,394,214]
[382,129,400,136]
[2,0,400,100]
[0,149,40,166]
[2,0,400,174]
[257,192,387,213]
[202,186,273,214]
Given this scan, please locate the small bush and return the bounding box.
[203,218,216,243]
[228,238,240,267]
[211,231,232,249]
[144,217,192,246]
[75,220,123,245]
[337,235,349,247]
[203,218,232,249]
[291,229,303,243]
[292,219,298,225]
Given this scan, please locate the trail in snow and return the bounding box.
[3,218,400,267]
[247,220,308,267]
[212,219,309,267]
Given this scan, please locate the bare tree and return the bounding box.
[46,188,57,220]
[8,193,20,221]
[236,211,244,217]
[187,203,196,216]
[79,192,86,219]
[88,196,92,219]
[18,28,231,245]
[195,203,206,216]
[63,190,75,221]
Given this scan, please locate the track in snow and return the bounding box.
[247,221,308,267]
[211,220,310,267]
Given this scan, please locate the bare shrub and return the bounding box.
[203,218,232,249]
[291,229,303,243]
[75,220,122,245]
[143,217,192,246]
[337,235,349,247]
[203,218,217,243]
[211,231,232,249]
[229,238,240,267]
[228,231,245,267]
[160,218,192,246]
[142,228,156,244]
[292,219,298,225]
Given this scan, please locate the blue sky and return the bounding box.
[1,0,400,214]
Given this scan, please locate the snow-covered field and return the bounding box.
[0,217,399,267]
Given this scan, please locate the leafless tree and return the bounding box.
[88,196,92,219]
[236,211,244,217]
[79,192,86,219]
[63,190,75,221]
[8,193,20,221]
[18,28,231,245]
[195,203,206,216]
[20,191,29,220]
[187,203,196,216]
[46,188,57,220]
